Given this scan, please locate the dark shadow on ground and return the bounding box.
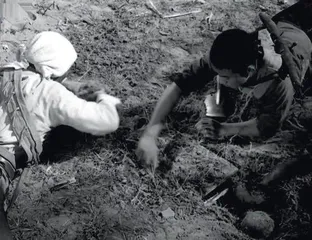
[40,125,92,164]
[38,102,155,165]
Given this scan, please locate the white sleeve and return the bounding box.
[49,83,121,136]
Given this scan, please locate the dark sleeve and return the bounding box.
[169,53,217,95]
[257,77,294,138]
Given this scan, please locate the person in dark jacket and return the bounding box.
[137,20,312,171]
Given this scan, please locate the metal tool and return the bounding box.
[204,94,225,118]
[204,76,225,118]
[216,76,221,105]
[202,175,234,204]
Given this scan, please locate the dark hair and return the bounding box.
[210,29,258,76]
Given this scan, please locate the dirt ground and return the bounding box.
[2,0,312,239]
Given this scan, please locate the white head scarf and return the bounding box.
[23,31,77,79]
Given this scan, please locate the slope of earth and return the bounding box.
[1,0,312,240]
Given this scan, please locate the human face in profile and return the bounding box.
[211,64,248,89]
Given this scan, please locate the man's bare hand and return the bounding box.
[62,80,81,94]
[196,117,223,140]
[136,134,159,173]
[77,83,103,102]
[62,81,103,102]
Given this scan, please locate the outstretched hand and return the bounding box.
[136,134,159,174]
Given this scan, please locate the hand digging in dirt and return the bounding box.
[137,2,312,167]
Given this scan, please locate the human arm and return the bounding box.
[220,118,260,137]
[61,79,81,94]
[255,77,294,138]
[137,55,217,170]
[196,117,260,138]
[48,82,121,136]
[136,83,182,171]
[170,53,217,94]
[145,54,216,135]
[144,83,182,137]
[198,78,294,139]
[61,79,102,101]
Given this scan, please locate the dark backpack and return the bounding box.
[0,68,42,181]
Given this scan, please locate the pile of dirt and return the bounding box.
[171,144,238,194]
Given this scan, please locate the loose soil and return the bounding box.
[1,0,312,240]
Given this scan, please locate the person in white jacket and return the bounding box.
[0,31,121,240]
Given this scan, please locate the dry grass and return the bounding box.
[4,0,312,239]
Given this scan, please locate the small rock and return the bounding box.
[32,180,43,189]
[47,177,55,187]
[241,211,274,238]
[105,233,124,240]
[259,5,268,11]
[2,44,9,51]
[160,207,175,219]
[278,0,297,5]
[45,166,52,174]
[278,0,287,4]
[139,169,147,176]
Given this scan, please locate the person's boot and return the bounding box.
[260,152,312,187]
[0,166,13,240]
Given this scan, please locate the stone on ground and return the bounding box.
[173,145,238,185]
[171,145,238,195]
[160,207,175,219]
[241,211,274,239]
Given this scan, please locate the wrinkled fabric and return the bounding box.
[0,70,121,162]
[172,21,312,138]
[0,165,9,197]
[23,31,77,79]
[171,52,217,95]
[0,30,120,164]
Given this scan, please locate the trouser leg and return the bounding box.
[0,166,13,240]
[260,153,312,187]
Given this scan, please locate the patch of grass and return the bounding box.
[7,0,311,239]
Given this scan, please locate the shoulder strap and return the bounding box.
[0,147,15,180]
[0,68,43,212]
[1,69,42,166]
[259,12,303,98]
